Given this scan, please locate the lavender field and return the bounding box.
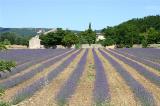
[0,48,160,106]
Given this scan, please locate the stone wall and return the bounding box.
[81,44,104,48]
[148,44,160,48]
[133,44,160,48]
[7,45,27,49]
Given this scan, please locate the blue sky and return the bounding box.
[0,0,160,30]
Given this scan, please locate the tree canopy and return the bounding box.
[78,23,96,45]
[101,15,160,48]
[40,28,65,48]
[62,30,79,48]
[40,28,78,48]
[0,32,31,46]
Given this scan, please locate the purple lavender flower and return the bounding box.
[11,49,82,104]
[92,49,110,105]
[99,49,155,106]
[105,49,160,87]
[0,49,73,79]
[117,48,160,63]
[0,49,76,89]
[56,49,88,105]
[110,49,160,71]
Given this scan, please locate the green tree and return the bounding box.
[85,29,96,45]
[78,23,96,45]
[0,32,30,46]
[0,32,16,44]
[62,30,79,48]
[3,39,11,45]
[40,28,65,48]
[146,28,160,44]
[102,15,160,48]
[101,37,115,47]
[0,43,7,50]
[142,38,148,48]
[78,31,88,44]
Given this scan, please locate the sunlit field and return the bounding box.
[0,48,160,106]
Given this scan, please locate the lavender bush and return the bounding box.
[0,49,71,65]
[117,48,160,63]
[56,49,88,105]
[99,49,155,106]
[0,49,73,79]
[11,49,82,105]
[105,49,160,87]
[0,49,76,89]
[110,49,160,71]
[92,49,110,105]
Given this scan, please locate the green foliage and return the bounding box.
[0,101,10,106]
[146,28,160,44]
[40,28,65,48]
[0,28,51,36]
[40,24,97,48]
[85,29,96,45]
[102,15,160,48]
[40,28,80,48]
[100,37,115,47]
[78,23,96,45]
[142,38,148,48]
[78,31,88,44]
[0,87,4,97]
[0,43,16,72]
[75,43,81,49]
[0,86,10,106]
[0,32,31,46]
[2,39,10,45]
[140,27,160,48]
[11,94,28,105]
[62,30,79,48]
[0,60,16,72]
[0,43,7,51]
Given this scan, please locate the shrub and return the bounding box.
[0,101,10,106]
[142,39,148,48]
[0,43,7,51]
[0,60,16,72]
[0,88,4,97]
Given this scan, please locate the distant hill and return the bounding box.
[118,15,160,32]
[0,27,84,36]
[0,28,52,36]
[102,15,160,47]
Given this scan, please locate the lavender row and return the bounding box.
[0,49,70,65]
[56,49,88,105]
[0,49,76,89]
[118,48,160,63]
[92,49,110,105]
[110,49,160,71]
[105,49,160,87]
[99,49,155,106]
[11,49,82,105]
[0,49,73,79]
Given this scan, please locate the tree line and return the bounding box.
[40,23,96,48]
[0,32,32,46]
[101,15,160,48]
[0,15,160,48]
